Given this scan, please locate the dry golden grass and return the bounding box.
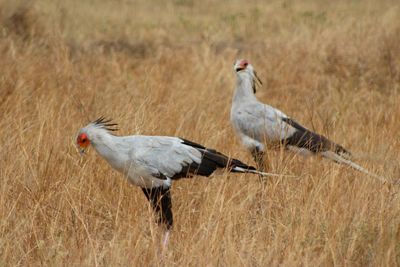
[0,0,399,265]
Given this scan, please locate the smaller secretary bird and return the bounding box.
[76,117,279,240]
[231,59,383,181]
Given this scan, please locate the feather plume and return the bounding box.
[93,116,119,131]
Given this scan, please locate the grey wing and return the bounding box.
[132,137,203,180]
[232,102,297,144]
[232,102,351,157]
[132,136,257,180]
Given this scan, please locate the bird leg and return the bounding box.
[162,230,171,250]
[142,187,173,261]
[142,187,173,229]
[251,148,269,185]
[251,148,268,172]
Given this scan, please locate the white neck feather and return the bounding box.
[89,128,120,159]
[233,73,257,103]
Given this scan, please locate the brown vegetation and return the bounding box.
[0,0,399,265]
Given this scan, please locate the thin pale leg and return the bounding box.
[162,230,170,249]
[156,229,170,264]
[251,148,268,217]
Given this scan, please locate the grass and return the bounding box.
[0,0,399,265]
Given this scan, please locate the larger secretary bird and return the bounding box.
[230,59,381,179]
[76,117,278,231]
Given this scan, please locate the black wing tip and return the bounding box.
[93,116,119,131]
[179,137,258,175]
[247,165,257,171]
[282,117,352,157]
[179,137,206,150]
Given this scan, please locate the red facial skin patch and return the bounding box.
[241,59,249,68]
[77,133,90,148]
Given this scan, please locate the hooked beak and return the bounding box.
[79,148,86,155]
[235,66,245,72]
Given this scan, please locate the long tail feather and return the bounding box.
[232,166,293,177]
[320,151,387,183]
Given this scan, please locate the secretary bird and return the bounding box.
[76,117,280,245]
[231,59,384,181]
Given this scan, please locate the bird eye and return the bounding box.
[78,133,89,144]
[244,62,248,67]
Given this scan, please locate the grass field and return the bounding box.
[0,0,399,265]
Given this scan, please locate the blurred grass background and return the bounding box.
[0,0,399,265]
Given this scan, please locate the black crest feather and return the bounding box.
[252,71,262,94]
[93,116,119,131]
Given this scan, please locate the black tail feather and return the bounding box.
[282,117,351,157]
[172,138,256,179]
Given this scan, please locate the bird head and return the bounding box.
[234,59,251,72]
[76,117,118,154]
[77,132,90,154]
[233,59,262,93]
